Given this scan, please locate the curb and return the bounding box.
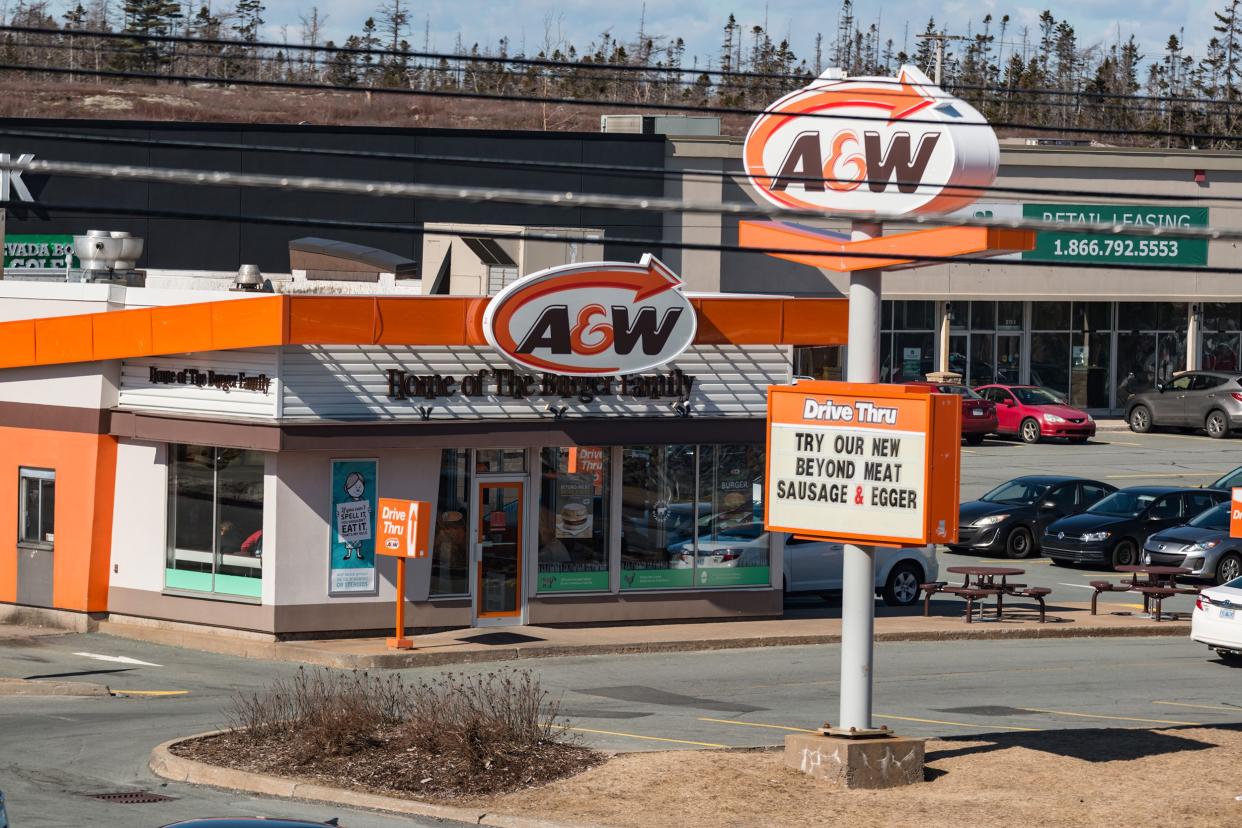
[0,677,112,697]
[150,734,599,828]
[102,617,1191,670]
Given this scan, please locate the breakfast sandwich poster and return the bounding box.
[555,473,595,538]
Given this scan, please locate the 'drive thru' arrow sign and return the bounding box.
[482,253,698,376]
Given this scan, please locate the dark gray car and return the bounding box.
[1125,371,1242,438]
[1144,502,1242,584]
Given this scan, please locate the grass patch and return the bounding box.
[171,666,602,801]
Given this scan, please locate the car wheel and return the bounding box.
[882,562,923,607]
[1128,404,1153,433]
[964,433,985,446]
[1020,417,1042,444]
[1216,553,1242,585]
[1111,539,1140,569]
[1005,526,1035,559]
[1206,409,1231,439]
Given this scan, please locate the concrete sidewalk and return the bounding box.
[94,599,1191,670]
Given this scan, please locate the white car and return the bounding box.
[783,539,938,607]
[1191,575,1242,662]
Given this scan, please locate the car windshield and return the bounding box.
[1089,491,1157,517]
[936,385,982,399]
[1189,503,1230,531]
[1211,467,1242,489]
[980,479,1050,505]
[1013,387,1064,406]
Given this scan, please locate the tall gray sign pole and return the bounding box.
[838,220,884,733]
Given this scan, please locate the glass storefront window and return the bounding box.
[969,333,995,386]
[1205,303,1241,332]
[1117,303,1157,332]
[1203,332,1240,372]
[1072,302,1112,333]
[1030,332,1071,396]
[620,444,698,589]
[166,445,264,598]
[1070,332,1112,409]
[694,445,768,588]
[793,345,843,380]
[475,449,526,473]
[971,301,996,331]
[537,447,610,593]
[1159,303,1188,331]
[948,334,968,376]
[892,332,934,382]
[431,450,470,596]
[894,300,935,330]
[948,302,967,330]
[1032,302,1070,331]
[997,301,1023,331]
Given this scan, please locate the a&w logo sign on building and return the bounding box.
[743,66,997,216]
[482,254,697,377]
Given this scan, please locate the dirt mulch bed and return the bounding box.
[491,726,1242,827]
[171,727,603,803]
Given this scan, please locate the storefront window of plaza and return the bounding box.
[431,450,470,596]
[1202,303,1241,372]
[166,445,264,598]
[537,447,610,593]
[1116,302,1186,407]
[620,444,768,589]
[880,301,935,382]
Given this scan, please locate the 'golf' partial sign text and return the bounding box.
[765,381,961,546]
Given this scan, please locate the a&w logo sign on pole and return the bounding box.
[482,253,697,377]
[743,66,997,216]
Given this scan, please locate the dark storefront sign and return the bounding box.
[1021,203,1209,266]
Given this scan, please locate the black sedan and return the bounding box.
[1042,486,1228,569]
[950,476,1117,559]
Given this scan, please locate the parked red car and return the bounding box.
[910,381,998,445]
[974,384,1095,444]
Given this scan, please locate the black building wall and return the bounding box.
[0,118,667,274]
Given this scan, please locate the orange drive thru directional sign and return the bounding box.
[377,498,431,558]
[1231,489,1242,539]
[764,381,961,547]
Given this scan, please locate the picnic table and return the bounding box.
[1091,565,1199,620]
[922,565,1051,623]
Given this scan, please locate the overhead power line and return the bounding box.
[3,155,1238,244]
[3,24,1240,110]
[1,60,1238,147]
[6,196,1237,275]
[1,125,1239,209]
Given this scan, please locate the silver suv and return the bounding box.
[1126,371,1242,438]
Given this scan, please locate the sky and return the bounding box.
[256,0,1216,71]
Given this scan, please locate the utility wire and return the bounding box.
[1,125,1238,209]
[2,156,1236,243]
[5,197,1235,274]
[6,24,1242,110]
[2,60,1237,147]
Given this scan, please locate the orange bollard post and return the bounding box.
[387,557,414,650]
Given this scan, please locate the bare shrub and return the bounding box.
[403,669,570,774]
[225,666,570,772]
[227,667,411,763]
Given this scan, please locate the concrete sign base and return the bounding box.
[784,732,925,789]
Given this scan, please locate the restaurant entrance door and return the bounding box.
[473,479,525,626]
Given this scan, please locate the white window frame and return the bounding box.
[18,467,55,549]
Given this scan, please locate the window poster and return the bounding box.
[329,458,378,594]
[555,473,595,539]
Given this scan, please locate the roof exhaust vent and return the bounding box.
[232,263,268,292]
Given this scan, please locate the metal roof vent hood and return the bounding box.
[232,263,269,292]
[71,230,145,285]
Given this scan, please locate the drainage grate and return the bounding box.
[87,791,176,804]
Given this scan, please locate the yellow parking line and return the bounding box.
[559,725,727,748]
[698,717,816,733]
[1153,700,1242,713]
[1107,440,1143,447]
[1018,707,1199,726]
[875,714,1038,732]
[114,690,189,696]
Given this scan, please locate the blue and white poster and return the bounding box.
[329,459,378,594]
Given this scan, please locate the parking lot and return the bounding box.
[934,426,1241,613]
